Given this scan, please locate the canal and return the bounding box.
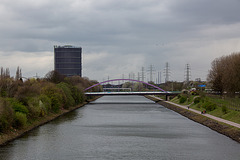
[0,95,240,160]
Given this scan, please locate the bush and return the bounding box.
[50,93,63,113]
[8,98,29,115]
[203,101,216,111]
[179,96,187,103]
[14,82,40,105]
[0,99,14,132]
[41,84,64,113]
[39,94,51,112]
[57,82,75,109]
[27,97,46,118]
[14,112,27,128]
[71,86,85,104]
[194,97,201,104]
[222,105,228,114]
[177,94,181,99]
[0,116,9,132]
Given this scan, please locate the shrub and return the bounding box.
[0,99,14,132]
[27,97,45,118]
[50,93,62,113]
[177,94,181,99]
[14,112,27,128]
[71,86,85,104]
[179,96,187,103]
[14,82,40,105]
[203,101,216,111]
[222,105,228,114]
[57,82,75,109]
[0,116,9,132]
[39,94,51,112]
[8,98,29,114]
[194,97,201,104]
[41,84,64,113]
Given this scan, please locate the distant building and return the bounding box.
[54,45,82,77]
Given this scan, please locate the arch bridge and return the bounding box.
[84,79,181,100]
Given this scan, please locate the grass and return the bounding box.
[171,94,240,124]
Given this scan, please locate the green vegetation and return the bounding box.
[0,68,99,134]
[179,95,187,103]
[171,93,240,124]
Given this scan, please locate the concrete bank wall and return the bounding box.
[146,96,240,143]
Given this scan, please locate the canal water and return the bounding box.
[0,95,240,160]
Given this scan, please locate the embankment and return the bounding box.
[0,96,100,146]
[146,96,240,143]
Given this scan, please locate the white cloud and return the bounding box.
[0,51,53,78]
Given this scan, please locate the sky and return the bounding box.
[0,0,240,83]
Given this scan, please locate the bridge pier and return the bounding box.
[165,95,170,101]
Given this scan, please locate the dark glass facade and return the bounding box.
[54,45,82,77]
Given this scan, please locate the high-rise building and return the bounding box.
[54,45,82,77]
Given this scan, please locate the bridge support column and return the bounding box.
[165,95,170,101]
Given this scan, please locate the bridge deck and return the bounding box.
[85,91,181,96]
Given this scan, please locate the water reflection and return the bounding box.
[0,95,240,160]
[50,109,83,124]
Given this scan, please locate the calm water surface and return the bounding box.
[0,95,240,160]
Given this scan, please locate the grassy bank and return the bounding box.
[170,94,240,124]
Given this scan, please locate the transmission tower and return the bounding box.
[164,62,170,83]
[148,64,155,82]
[184,64,191,84]
[140,67,146,82]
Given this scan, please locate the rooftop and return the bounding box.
[54,45,81,48]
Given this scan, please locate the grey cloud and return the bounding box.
[0,0,240,81]
[169,0,240,25]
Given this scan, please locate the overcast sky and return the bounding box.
[0,0,240,82]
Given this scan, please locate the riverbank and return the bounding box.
[0,96,100,146]
[146,95,240,143]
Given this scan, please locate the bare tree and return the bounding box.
[44,70,66,84]
[208,52,240,96]
[208,57,224,94]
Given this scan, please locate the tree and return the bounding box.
[44,70,66,84]
[222,53,240,96]
[207,57,224,94]
[15,66,22,80]
[133,82,144,91]
[207,52,240,96]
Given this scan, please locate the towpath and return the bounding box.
[150,95,240,129]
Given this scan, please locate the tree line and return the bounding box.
[208,52,240,96]
[0,69,98,133]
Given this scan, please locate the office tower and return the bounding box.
[54,45,82,77]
